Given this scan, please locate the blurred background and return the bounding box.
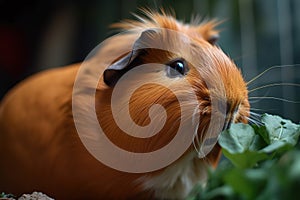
[0,0,299,122]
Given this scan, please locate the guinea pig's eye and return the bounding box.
[166,59,189,78]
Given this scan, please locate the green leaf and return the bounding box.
[253,125,270,144]
[222,149,269,169]
[219,123,268,168]
[0,192,15,198]
[218,114,300,168]
[201,185,235,200]
[223,168,256,199]
[218,123,265,154]
[260,141,292,154]
[261,114,300,146]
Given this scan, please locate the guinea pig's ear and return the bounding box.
[103,29,156,87]
[103,51,139,87]
[207,33,219,45]
[198,20,220,45]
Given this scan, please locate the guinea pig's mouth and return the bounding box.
[222,117,233,131]
[193,116,233,157]
[193,100,243,156]
[221,102,240,131]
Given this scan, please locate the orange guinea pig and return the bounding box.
[0,10,250,200]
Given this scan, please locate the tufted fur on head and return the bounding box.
[111,8,221,45]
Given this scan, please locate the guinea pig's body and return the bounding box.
[0,11,250,199]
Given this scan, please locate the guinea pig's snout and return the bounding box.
[199,94,243,130]
[221,101,241,131]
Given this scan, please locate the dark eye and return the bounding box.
[166,59,188,78]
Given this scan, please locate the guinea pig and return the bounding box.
[0,10,250,200]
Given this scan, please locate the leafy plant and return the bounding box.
[0,192,15,199]
[187,114,300,200]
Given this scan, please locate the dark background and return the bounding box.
[0,0,299,122]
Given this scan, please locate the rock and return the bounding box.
[18,192,54,200]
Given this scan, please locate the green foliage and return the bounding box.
[187,114,300,200]
[0,192,15,198]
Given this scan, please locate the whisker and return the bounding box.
[243,109,263,126]
[191,105,202,155]
[249,115,262,124]
[249,107,265,111]
[191,106,206,156]
[192,123,201,155]
[249,111,261,119]
[198,127,208,158]
[246,64,300,85]
[249,91,271,104]
[249,111,262,120]
[249,110,261,116]
[249,111,262,117]
[247,115,263,126]
[247,116,263,126]
[192,105,200,126]
[249,96,300,104]
[249,99,264,104]
[248,83,300,93]
[248,109,261,115]
[249,106,279,113]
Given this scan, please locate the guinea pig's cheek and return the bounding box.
[233,104,250,123]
